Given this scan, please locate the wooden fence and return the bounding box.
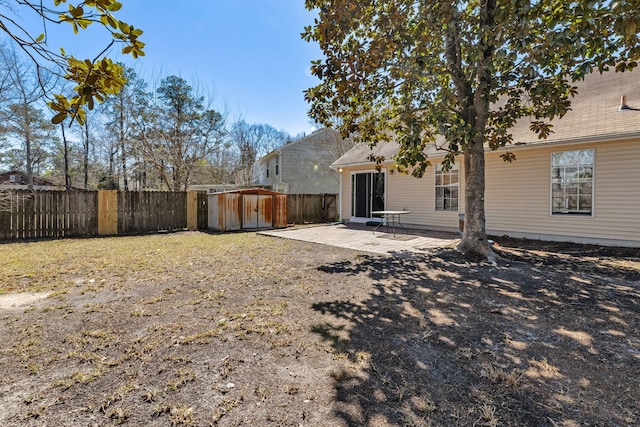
[0,189,98,240]
[0,189,204,240]
[0,190,339,240]
[196,192,208,229]
[118,191,187,234]
[287,193,338,224]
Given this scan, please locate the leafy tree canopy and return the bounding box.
[0,0,145,125]
[135,75,227,191]
[303,0,640,258]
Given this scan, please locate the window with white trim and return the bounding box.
[551,149,593,215]
[435,163,459,211]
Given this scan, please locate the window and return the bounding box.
[551,149,593,215]
[435,164,459,211]
[275,156,279,175]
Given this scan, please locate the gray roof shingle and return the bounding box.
[332,70,640,168]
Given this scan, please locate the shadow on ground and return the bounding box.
[312,248,640,426]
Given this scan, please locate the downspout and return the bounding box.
[338,168,343,223]
[277,150,288,193]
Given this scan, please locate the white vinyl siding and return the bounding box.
[339,137,640,246]
[339,163,463,231]
[484,139,640,245]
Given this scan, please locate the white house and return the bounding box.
[332,71,640,247]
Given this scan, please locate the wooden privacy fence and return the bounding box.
[287,194,338,224]
[196,192,209,229]
[116,191,187,235]
[0,189,98,240]
[0,189,206,240]
[0,190,339,240]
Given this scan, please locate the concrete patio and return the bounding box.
[259,223,459,256]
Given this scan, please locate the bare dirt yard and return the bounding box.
[0,231,638,426]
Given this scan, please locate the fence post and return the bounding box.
[98,190,118,235]
[186,190,198,230]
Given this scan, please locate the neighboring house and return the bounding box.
[332,71,640,247]
[0,171,65,190]
[252,128,342,194]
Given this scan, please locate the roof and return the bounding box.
[332,70,640,168]
[0,170,62,187]
[332,140,402,168]
[211,188,283,196]
[258,128,340,163]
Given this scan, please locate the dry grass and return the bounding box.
[0,231,639,426]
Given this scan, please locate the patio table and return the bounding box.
[371,210,410,237]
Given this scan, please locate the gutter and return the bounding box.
[332,131,640,169]
[495,130,640,152]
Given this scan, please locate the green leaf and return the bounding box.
[107,2,123,11]
[71,5,84,18]
[52,112,68,124]
[625,20,638,37]
[107,15,118,29]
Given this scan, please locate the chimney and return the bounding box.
[620,95,630,110]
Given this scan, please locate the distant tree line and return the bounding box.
[0,45,298,191]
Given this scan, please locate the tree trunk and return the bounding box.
[455,0,496,261]
[458,139,494,260]
[60,123,71,190]
[83,122,90,190]
[142,160,147,189]
[25,132,33,190]
[108,150,116,190]
[119,105,129,190]
[24,106,33,190]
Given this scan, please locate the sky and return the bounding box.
[16,0,324,137]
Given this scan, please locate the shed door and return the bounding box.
[243,195,259,229]
[257,195,273,228]
[242,195,273,229]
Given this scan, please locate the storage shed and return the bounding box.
[208,188,287,231]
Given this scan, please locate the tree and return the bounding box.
[58,121,72,189]
[77,114,96,189]
[1,104,56,177]
[303,0,640,259]
[0,0,144,125]
[102,66,146,190]
[94,124,121,189]
[230,120,290,185]
[0,46,57,188]
[136,76,226,191]
[309,115,355,159]
[0,42,13,103]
